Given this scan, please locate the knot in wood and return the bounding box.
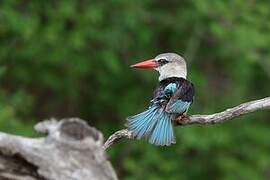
[59,119,99,141]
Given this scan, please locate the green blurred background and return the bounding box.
[0,0,270,179]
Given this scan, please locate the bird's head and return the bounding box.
[131,53,187,81]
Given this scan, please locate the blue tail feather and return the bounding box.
[127,106,175,146]
[127,106,159,139]
[133,110,158,139]
[149,112,175,146]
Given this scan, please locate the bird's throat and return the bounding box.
[158,65,187,81]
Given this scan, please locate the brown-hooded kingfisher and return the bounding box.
[127,53,195,146]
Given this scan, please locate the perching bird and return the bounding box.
[127,53,195,146]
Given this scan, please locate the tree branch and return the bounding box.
[103,97,270,150]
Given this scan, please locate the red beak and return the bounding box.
[130,59,158,69]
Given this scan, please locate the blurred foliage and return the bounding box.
[0,0,270,179]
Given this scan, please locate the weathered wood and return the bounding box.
[1,97,269,178]
[0,118,118,180]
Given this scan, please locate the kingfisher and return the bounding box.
[127,53,195,146]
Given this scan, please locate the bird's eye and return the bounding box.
[157,58,169,65]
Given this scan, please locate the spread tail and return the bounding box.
[126,106,176,146]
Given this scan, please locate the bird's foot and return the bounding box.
[174,114,190,125]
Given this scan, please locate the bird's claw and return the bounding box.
[174,114,190,125]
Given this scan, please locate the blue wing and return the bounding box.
[164,83,193,114]
[166,99,191,113]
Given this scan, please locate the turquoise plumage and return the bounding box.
[127,79,194,146]
[166,100,191,113]
[127,105,176,146]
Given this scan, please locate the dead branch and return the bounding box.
[103,97,270,150]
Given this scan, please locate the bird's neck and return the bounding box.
[158,65,187,81]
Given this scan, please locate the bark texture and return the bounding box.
[0,118,118,180]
